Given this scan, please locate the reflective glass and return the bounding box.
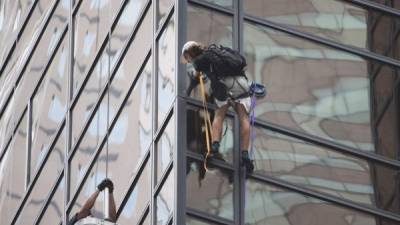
[156,169,174,225]
[70,95,108,194]
[245,179,377,225]
[157,0,174,29]
[109,0,147,69]
[16,128,65,225]
[117,161,151,225]
[187,107,234,164]
[186,160,234,220]
[73,0,122,95]
[71,151,108,219]
[0,0,35,65]
[31,38,68,174]
[156,115,175,183]
[142,214,150,225]
[0,96,16,153]
[38,179,64,225]
[0,112,27,225]
[186,216,220,225]
[187,4,233,47]
[244,21,374,153]
[199,0,233,9]
[252,126,379,207]
[0,0,54,115]
[108,58,152,207]
[243,0,400,56]
[157,17,175,129]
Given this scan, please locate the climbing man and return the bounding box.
[182,41,254,173]
[68,178,117,225]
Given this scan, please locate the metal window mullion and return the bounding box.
[249,172,400,223]
[186,208,234,225]
[26,101,32,189]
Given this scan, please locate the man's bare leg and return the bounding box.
[212,104,230,143]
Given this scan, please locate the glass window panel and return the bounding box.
[187,4,233,47]
[252,126,400,213]
[31,38,68,174]
[141,214,150,225]
[156,169,174,225]
[186,216,220,225]
[156,115,175,183]
[1,0,54,98]
[187,107,234,164]
[244,21,374,153]
[16,128,65,225]
[157,0,173,29]
[243,0,398,56]
[117,161,151,225]
[8,0,68,121]
[186,160,234,220]
[109,5,152,118]
[108,58,152,207]
[0,112,28,225]
[73,0,122,95]
[157,17,175,129]
[38,179,64,225]
[71,151,108,220]
[0,98,16,152]
[245,179,378,225]
[199,0,233,9]
[109,0,148,69]
[70,95,107,194]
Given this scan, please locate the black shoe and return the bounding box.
[241,151,254,174]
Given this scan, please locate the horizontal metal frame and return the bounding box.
[0,23,68,164]
[186,207,234,225]
[68,2,152,161]
[0,0,60,123]
[0,0,40,77]
[182,96,400,170]
[343,0,400,18]
[188,0,234,16]
[248,172,400,223]
[67,47,153,212]
[34,170,64,225]
[186,151,234,172]
[10,120,66,225]
[116,149,151,218]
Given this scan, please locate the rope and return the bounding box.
[198,74,212,171]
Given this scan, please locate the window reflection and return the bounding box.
[199,0,233,9]
[157,0,174,29]
[251,126,379,207]
[244,21,373,152]
[156,169,174,225]
[117,161,150,225]
[156,115,175,183]
[186,160,234,220]
[245,179,377,225]
[107,58,152,207]
[157,18,175,129]
[186,216,221,225]
[187,107,234,164]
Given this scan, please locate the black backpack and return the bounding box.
[206,44,247,78]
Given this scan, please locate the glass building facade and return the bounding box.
[0,0,399,225]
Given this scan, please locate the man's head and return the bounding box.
[181,41,205,64]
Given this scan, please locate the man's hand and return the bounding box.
[97,178,114,193]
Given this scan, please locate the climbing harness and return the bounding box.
[198,74,213,171]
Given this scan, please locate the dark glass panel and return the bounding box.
[187,107,234,164]
[245,179,377,225]
[244,21,374,153]
[186,160,234,220]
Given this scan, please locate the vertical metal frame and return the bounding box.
[151,0,157,224]
[26,101,32,189]
[175,0,188,224]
